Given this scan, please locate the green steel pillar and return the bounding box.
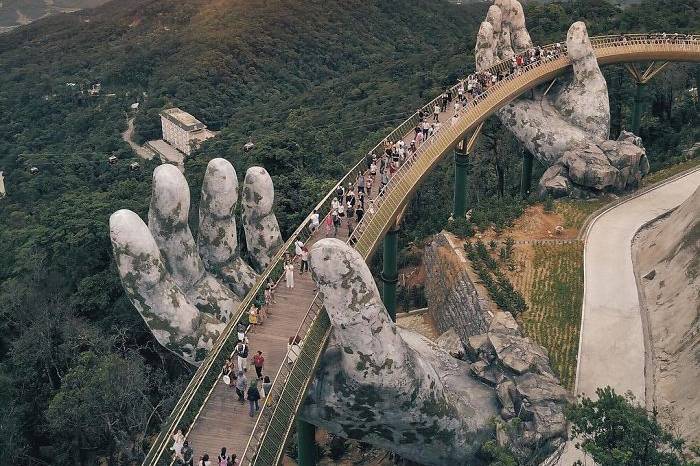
[632,81,644,135]
[297,419,317,466]
[382,224,399,322]
[453,141,470,218]
[520,150,534,199]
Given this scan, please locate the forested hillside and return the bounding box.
[0,0,698,464]
[0,0,483,463]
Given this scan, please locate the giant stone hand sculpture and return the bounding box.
[298,239,571,465]
[476,0,649,197]
[110,160,282,364]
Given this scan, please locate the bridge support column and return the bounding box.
[631,81,644,135]
[453,140,470,218]
[452,123,483,219]
[520,150,533,199]
[381,224,399,322]
[297,419,317,466]
[624,62,669,135]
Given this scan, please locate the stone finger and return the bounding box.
[198,158,258,297]
[148,164,240,322]
[241,166,283,272]
[508,0,533,52]
[109,209,225,364]
[554,21,610,139]
[475,20,497,71]
[309,238,415,381]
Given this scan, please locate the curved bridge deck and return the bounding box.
[143,34,700,466]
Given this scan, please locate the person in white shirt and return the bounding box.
[433,104,440,122]
[284,260,294,288]
[309,210,320,232]
[294,239,304,260]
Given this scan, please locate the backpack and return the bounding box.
[239,344,248,358]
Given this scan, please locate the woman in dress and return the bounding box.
[171,429,185,461]
[284,260,294,288]
[248,306,258,333]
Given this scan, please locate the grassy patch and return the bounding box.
[556,199,608,230]
[512,242,583,389]
[642,156,700,186]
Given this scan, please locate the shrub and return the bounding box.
[543,195,555,212]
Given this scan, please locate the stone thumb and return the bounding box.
[566,21,600,86]
[309,238,412,380]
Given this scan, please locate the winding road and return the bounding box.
[553,166,700,466]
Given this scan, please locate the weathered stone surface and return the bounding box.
[488,311,554,376]
[241,167,283,271]
[560,144,621,191]
[475,5,648,197]
[466,333,491,362]
[109,161,283,364]
[496,380,516,419]
[300,239,498,466]
[513,373,572,443]
[147,164,240,322]
[470,360,505,386]
[488,310,521,336]
[109,209,225,365]
[539,164,571,199]
[198,159,258,297]
[423,232,491,341]
[436,328,465,359]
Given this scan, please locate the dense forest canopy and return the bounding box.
[0,0,698,463]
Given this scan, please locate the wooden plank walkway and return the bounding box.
[182,98,460,463]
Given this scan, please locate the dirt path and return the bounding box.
[121,117,154,160]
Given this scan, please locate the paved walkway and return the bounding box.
[553,167,700,466]
[576,168,700,401]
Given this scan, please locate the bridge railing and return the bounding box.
[144,34,700,466]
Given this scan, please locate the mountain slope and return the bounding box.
[636,184,700,446]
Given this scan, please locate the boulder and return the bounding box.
[488,332,553,376]
[470,360,505,386]
[436,328,466,359]
[496,380,517,420]
[538,164,571,199]
[488,311,521,337]
[466,333,492,362]
[561,143,621,191]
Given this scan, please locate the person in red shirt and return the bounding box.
[253,351,265,379]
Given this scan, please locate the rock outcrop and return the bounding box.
[466,311,573,458]
[300,239,497,466]
[423,232,491,339]
[475,1,649,198]
[634,184,700,445]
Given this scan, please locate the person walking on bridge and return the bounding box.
[433,103,440,122]
[284,260,294,288]
[235,370,247,402]
[247,380,261,417]
[300,246,309,275]
[180,441,194,466]
[236,341,249,372]
[253,351,265,379]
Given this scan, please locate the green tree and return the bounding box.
[566,387,699,466]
